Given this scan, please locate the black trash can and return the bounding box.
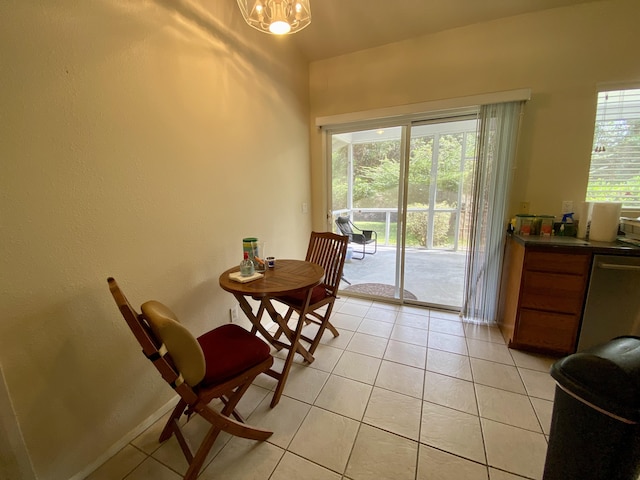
[543,335,640,480]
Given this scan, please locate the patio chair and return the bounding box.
[272,231,349,355]
[107,277,273,480]
[335,216,378,260]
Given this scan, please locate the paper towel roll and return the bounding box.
[589,202,621,242]
[577,201,592,239]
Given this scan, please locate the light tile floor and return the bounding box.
[88,297,564,480]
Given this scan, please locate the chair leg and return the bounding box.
[309,307,338,356]
[352,244,365,260]
[181,404,273,480]
[160,398,188,442]
[197,405,273,441]
[183,424,221,480]
[324,320,340,338]
[272,308,294,342]
[219,381,253,419]
[351,241,376,259]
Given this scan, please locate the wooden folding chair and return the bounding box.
[272,232,349,355]
[107,278,273,480]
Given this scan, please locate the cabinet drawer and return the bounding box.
[524,251,591,275]
[520,271,587,314]
[516,309,579,353]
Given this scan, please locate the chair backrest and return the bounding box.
[335,216,354,236]
[141,301,206,387]
[107,278,202,393]
[306,232,349,296]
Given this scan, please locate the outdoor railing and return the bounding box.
[332,206,471,251]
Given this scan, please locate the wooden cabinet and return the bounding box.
[498,237,592,355]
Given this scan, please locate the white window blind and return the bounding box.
[587,88,640,209]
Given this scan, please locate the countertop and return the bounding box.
[510,233,640,256]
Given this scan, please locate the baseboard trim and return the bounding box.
[69,396,177,480]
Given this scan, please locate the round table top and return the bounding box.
[219,259,324,297]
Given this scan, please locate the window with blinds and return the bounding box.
[586,88,640,210]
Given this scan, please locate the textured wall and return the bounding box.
[308,0,640,228]
[0,0,310,478]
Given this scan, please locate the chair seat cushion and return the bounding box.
[276,284,328,307]
[197,324,271,386]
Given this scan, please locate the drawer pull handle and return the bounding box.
[598,262,640,271]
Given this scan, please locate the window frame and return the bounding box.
[586,86,640,213]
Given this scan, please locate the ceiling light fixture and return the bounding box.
[236,0,311,35]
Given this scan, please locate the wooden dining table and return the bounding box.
[219,259,325,407]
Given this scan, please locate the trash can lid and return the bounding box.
[550,336,640,423]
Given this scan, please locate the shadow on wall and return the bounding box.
[150,0,298,84]
[0,365,36,480]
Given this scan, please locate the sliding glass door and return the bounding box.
[329,115,478,309]
[331,126,404,298]
[404,118,477,307]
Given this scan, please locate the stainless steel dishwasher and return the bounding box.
[577,254,640,352]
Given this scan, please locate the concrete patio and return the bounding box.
[339,246,467,310]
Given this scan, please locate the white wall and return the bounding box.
[308,0,640,229]
[0,1,310,478]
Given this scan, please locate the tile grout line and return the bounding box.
[114,302,557,480]
[463,324,491,476]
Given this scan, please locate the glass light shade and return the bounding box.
[237,0,311,35]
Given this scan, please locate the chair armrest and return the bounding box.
[362,230,377,241]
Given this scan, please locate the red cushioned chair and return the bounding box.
[272,232,349,355]
[107,278,273,480]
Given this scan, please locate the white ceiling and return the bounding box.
[282,0,602,62]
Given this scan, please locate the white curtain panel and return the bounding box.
[462,101,524,324]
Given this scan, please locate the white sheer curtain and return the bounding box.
[461,101,524,324]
